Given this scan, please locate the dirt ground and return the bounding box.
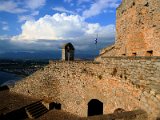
[0,90,147,120]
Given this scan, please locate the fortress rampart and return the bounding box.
[95,56,160,86]
[100,0,160,57]
[9,0,160,119]
[11,58,160,119]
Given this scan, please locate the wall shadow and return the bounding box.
[0,107,28,120]
[86,109,148,120]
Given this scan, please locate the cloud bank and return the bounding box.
[0,0,120,59]
[12,13,115,42]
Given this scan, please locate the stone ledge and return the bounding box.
[101,56,160,61]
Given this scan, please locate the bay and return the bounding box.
[0,71,22,86]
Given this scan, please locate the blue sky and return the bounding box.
[0,0,121,59]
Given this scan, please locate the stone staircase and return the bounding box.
[25,100,48,119]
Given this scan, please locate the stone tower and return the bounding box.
[115,0,160,56]
[62,43,75,61]
[96,0,160,57]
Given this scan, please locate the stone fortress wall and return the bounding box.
[11,58,160,119]
[10,0,160,119]
[100,0,160,57]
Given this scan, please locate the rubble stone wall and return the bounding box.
[11,59,160,119]
[116,0,160,56]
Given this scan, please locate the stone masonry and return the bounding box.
[62,43,75,61]
[99,0,160,57]
[11,58,160,119]
[9,0,160,119]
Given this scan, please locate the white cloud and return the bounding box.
[12,13,115,43]
[52,7,75,14]
[2,26,9,31]
[25,0,46,10]
[18,11,39,22]
[64,0,72,3]
[1,21,9,31]
[0,35,11,40]
[0,1,27,14]
[82,0,119,18]
[18,15,34,23]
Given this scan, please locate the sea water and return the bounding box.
[0,71,22,86]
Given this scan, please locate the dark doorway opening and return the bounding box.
[55,103,61,110]
[49,102,61,110]
[132,52,137,56]
[146,50,153,56]
[88,99,103,116]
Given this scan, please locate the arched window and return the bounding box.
[62,43,75,61]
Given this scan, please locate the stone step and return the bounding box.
[32,108,48,119]
[26,100,42,109]
[25,101,48,119]
[27,104,46,114]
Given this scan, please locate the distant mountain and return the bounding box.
[0,50,98,60]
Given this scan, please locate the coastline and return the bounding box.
[0,71,23,86]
